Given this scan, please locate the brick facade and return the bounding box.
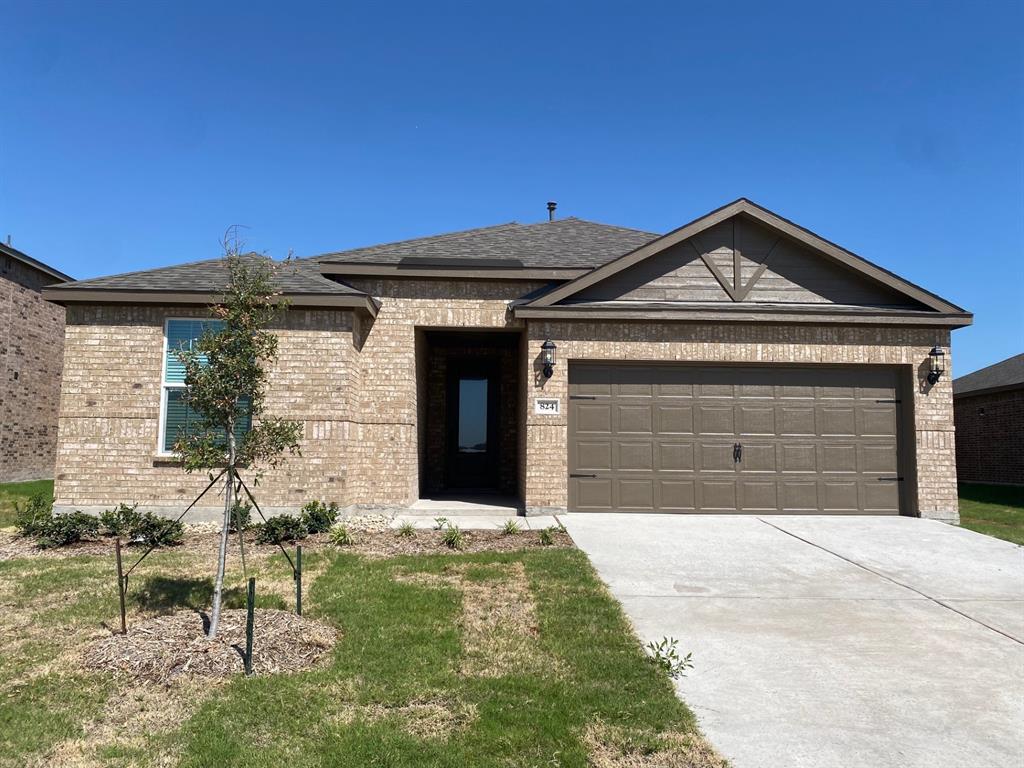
[1,257,66,482]
[53,282,961,522]
[954,388,1024,486]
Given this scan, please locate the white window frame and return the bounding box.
[157,316,218,457]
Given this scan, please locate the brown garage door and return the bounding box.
[568,364,903,514]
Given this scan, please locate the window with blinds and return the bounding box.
[161,319,252,453]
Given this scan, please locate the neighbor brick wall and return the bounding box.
[0,258,65,482]
[954,389,1024,486]
[54,305,358,515]
[522,321,959,521]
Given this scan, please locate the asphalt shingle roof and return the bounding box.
[316,217,659,269]
[48,254,365,296]
[953,354,1024,396]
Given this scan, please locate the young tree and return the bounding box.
[174,234,302,639]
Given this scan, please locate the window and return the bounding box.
[160,319,252,453]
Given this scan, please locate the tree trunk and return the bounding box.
[208,425,236,640]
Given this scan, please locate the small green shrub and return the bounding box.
[130,512,185,547]
[300,500,339,534]
[14,493,53,537]
[37,512,101,549]
[229,501,252,533]
[255,514,308,544]
[440,524,464,550]
[538,527,555,546]
[396,521,416,538]
[329,525,353,546]
[645,636,693,680]
[501,519,521,535]
[99,503,142,537]
[433,517,450,531]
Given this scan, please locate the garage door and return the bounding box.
[568,364,903,514]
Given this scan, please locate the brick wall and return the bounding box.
[522,321,959,521]
[55,305,358,517]
[954,389,1024,486]
[0,258,65,482]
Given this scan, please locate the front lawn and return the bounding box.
[0,479,53,528]
[0,533,723,767]
[958,483,1024,546]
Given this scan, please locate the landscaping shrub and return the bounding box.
[37,512,101,549]
[501,519,521,535]
[538,527,555,546]
[130,512,185,547]
[255,514,308,544]
[328,525,353,546]
[99,503,142,537]
[395,521,416,538]
[440,524,464,550]
[300,500,339,534]
[14,492,53,537]
[229,501,252,533]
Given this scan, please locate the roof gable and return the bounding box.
[526,199,967,315]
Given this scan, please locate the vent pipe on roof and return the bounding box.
[546,201,557,221]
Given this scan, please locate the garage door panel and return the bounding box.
[618,479,654,509]
[618,441,654,471]
[569,364,903,515]
[575,403,612,433]
[576,441,612,471]
[657,404,694,434]
[659,442,695,472]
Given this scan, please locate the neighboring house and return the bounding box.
[42,199,971,521]
[1,242,72,482]
[953,354,1024,486]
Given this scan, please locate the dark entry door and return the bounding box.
[446,361,500,491]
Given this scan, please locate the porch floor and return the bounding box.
[395,495,559,530]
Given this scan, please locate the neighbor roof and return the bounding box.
[1,242,73,283]
[953,354,1024,396]
[43,254,378,314]
[316,217,658,270]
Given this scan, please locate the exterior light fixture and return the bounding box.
[541,339,557,378]
[927,345,946,385]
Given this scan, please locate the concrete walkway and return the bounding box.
[562,514,1024,768]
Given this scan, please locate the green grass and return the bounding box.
[0,479,53,528]
[0,544,712,767]
[958,483,1024,545]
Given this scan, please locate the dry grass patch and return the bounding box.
[396,561,559,678]
[334,696,478,740]
[584,722,728,768]
[81,608,337,684]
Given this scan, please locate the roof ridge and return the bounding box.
[533,216,660,237]
[311,221,521,261]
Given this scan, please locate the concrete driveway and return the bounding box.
[561,514,1024,768]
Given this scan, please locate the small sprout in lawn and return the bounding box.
[538,527,556,546]
[433,517,451,530]
[645,636,693,680]
[396,521,416,538]
[329,525,354,547]
[441,524,465,550]
[501,519,521,535]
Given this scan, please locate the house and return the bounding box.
[953,354,1024,486]
[1,242,72,483]
[42,199,971,521]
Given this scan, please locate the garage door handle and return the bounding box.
[733,443,743,463]
[570,473,598,478]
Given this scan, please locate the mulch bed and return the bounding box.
[81,608,337,685]
[0,525,574,561]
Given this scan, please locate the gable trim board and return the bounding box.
[525,198,966,316]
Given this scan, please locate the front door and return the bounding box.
[445,360,499,491]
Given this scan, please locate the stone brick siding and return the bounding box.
[522,321,958,521]
[0,257,65,482]
[55,305,358,517]
[53,282,961,522]
[954,389,1024,486]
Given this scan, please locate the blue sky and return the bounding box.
[1,0,1021,375]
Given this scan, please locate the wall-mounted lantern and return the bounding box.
[927,345,946,385]
[541,339,557,379]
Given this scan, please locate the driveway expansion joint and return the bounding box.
[756,517,1024,647]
